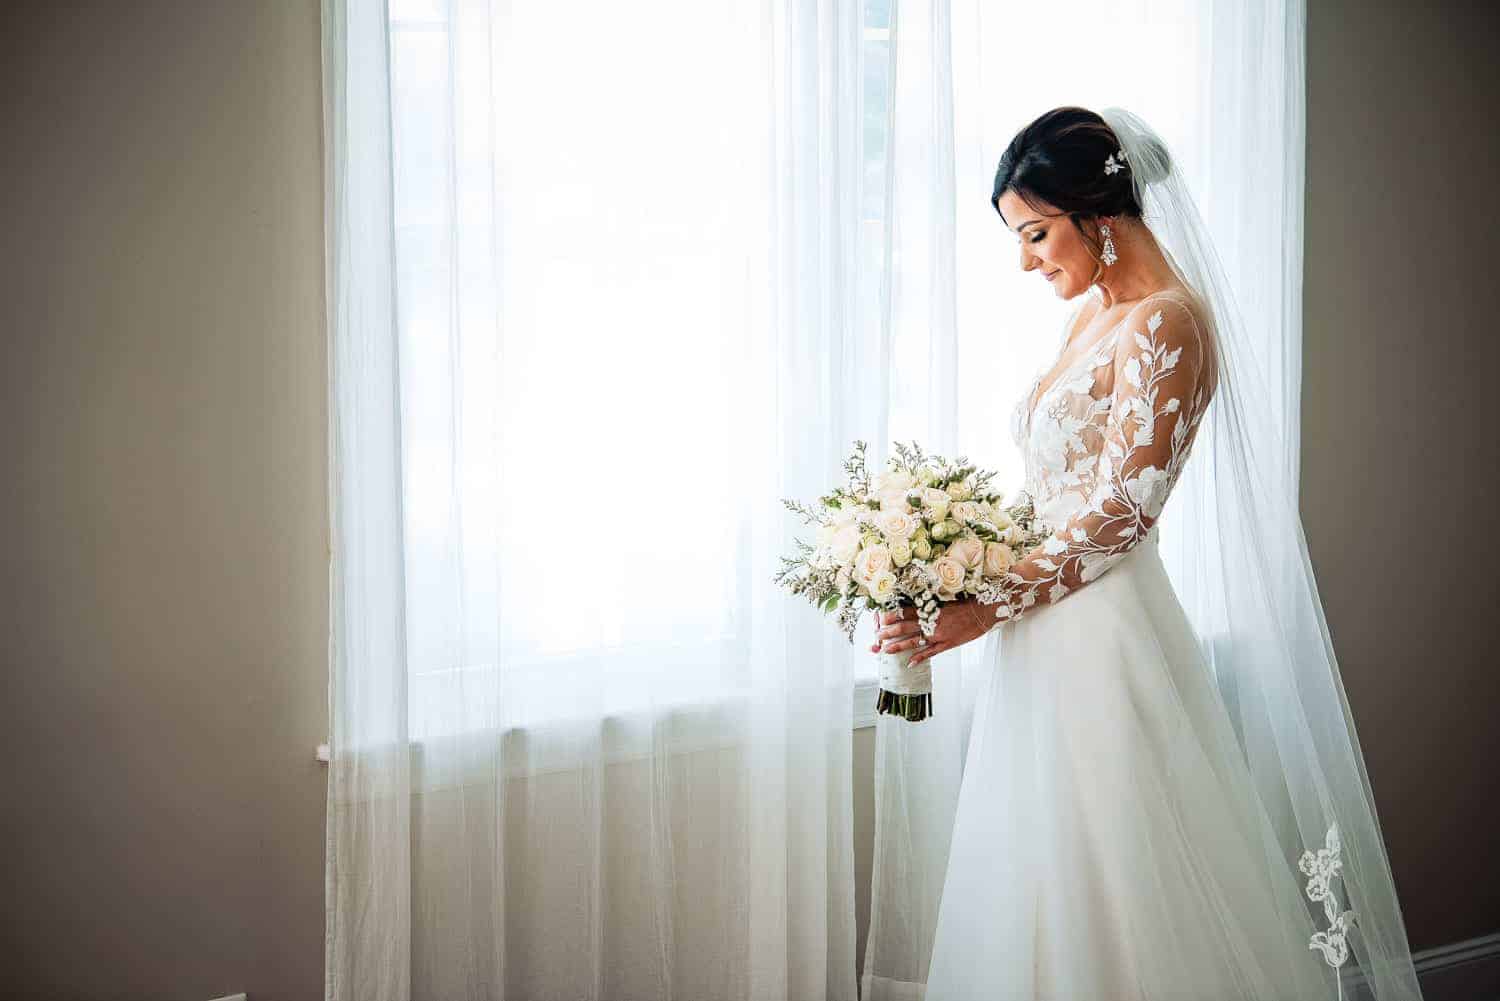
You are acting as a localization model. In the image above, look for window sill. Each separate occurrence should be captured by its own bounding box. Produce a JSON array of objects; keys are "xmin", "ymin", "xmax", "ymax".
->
[{"xmin": 316, "ymin": 676, "xmax": 883, "ymax": 763}]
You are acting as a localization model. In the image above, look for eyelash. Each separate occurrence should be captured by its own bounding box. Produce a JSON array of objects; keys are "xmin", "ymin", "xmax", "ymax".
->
[{"xmin": 1028, "ymin": 231, "xmax": 1045, "ymax": 243}]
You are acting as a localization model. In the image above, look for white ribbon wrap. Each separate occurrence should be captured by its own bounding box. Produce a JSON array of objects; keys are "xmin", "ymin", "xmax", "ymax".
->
[{"xmin": 876, "ymin": 648, "xmax": 932, "ymax": 696}]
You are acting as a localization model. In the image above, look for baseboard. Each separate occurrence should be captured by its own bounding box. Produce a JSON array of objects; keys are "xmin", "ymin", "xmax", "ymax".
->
[{"xmin": 1341, "ymin": 931, "xmax": 1500, "ymax": 1001}]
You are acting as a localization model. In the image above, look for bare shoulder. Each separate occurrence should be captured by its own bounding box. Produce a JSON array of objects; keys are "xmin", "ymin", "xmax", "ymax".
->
[
  {"xmin": 1121, "ymin": 286, "xmax": 1218, "ymax": 396},
  {"xmin": 1134, "ymin": 285, "xmax": 1208, "ymax": 335},
  {"xmin": 1113, "ymin": 287, "xmax": 1212, "ymax": 359}
]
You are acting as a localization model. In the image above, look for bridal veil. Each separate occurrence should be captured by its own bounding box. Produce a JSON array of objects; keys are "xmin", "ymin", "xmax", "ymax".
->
[{"xmin": 1100, "ymin": 106, "xmax": 1423, "ymax": 999}]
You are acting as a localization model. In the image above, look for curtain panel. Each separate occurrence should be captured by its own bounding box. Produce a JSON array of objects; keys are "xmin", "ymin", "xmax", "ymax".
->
[{"xmin": 323, "ymin": 0, "xmax": 878, "ymax": 998}]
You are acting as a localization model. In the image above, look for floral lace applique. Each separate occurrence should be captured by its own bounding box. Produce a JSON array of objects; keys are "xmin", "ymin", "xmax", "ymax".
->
[
  {"xmin": 979, "ymin": 296, "xmax": 1214, "ymax": 623},
  {"xmin": 1300, "ymin": 822, "xmax": 1359, "ymax": 996},
  {"xmin": 1019, "ymin": 334, "xmax": 1118, "ymax": 523}
]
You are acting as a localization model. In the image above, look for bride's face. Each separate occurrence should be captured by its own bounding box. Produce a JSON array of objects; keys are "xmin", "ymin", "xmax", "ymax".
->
[{"xmin": 995, "ymin": 189, "xmax": 1097, "ymax": 300}]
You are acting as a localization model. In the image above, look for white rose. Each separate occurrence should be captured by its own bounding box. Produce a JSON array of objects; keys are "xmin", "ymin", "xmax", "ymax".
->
[
  {"xmin": 947, "ymin": 536, "xmax": 985, "ymax": 572},
  {"xmin": 933, "ymin": 556, "xmax": 966, "ymax": 598},
  {"xmin": 868, "ymin": 570, "xmax": 898, "ymax": 603},
  {"xmin": 951, "ymin": 500, "xmax": 981, "ymax": 524},
  {"xmin": 921, "ymin": 488, "xmax": 950, "ymax": 520},
  {"xmin": 984, "ymin": 541, "xmax": 1016, "ymax": 577},
  {"xmin": 874, "ymin": 469, "xmax": 916, "ymax": 493},
  {"xmin": 890, "ymin": 537, "xmax": 912, "ymax": 567},
  {"xmin": 877, "ymin": 509, "xmax": 918, "ymax": 540},
  {"xmin": 830, "ymin": 525, "xmax": 861, "ymax": 565},
  {"xmin": 945, "ymin": 480, "xmax": 972, "ymax": 502},
  {"xmin": 855, "ymin": 544, "xmax": 893, "ymax": 582}
]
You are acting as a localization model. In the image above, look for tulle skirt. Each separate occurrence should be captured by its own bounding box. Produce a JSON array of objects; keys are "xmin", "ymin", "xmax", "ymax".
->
[{"xmin": 923, "ymin": 534, "xmax": 1336, "ymax": 1001}]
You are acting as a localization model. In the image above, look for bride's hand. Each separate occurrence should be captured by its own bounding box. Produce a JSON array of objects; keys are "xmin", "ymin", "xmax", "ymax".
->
[{"xmin": 871, "ymin": 598, "xmax": 990, "ymax": 666}]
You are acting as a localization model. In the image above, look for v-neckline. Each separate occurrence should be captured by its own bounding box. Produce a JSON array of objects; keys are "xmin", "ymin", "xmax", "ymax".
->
[
  {"xmin": 1023, "ymin": 288, "xmax": 1194, "ymax": 424},
  {"xmin": 1023, "ymin": 326, "xmax": 1119, "ymax": 423}
]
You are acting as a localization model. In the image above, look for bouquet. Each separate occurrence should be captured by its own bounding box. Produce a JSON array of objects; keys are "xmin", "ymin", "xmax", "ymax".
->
[{"xmin": 775, "ymin": 440, "xmax": 1052, "ymax": 722}]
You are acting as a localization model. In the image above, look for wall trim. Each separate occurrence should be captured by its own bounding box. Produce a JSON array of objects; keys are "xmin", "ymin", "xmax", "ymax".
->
[{"xmin": 1342, "ymin": 930, "xmax": 1500, "ymax": 1000}]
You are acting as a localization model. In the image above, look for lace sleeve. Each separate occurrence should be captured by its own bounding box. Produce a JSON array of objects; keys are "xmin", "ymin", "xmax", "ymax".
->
[{"xmin": 978, "ymin": 297, "xmax": 1216, "ymax": 625}]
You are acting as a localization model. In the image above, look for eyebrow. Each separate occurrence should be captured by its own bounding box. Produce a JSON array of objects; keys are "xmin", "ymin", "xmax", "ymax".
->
[{"xmin": 1014, "ymin": 219, "xmax": 1042, "ymax": 233}]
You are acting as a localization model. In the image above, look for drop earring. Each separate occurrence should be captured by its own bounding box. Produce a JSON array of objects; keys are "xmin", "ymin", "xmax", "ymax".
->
[{"xmin": 1099, "ymin": 220, "xmax": 1118, "ymax": 267}]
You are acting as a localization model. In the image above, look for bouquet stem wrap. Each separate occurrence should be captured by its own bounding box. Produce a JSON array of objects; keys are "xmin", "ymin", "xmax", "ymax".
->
[{"xmin": 874, "ymin": 646, "xmax": 933, "ymax": 721}]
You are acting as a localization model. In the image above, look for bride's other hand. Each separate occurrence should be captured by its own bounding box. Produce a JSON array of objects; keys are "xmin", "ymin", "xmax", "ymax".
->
[
  {"xmin": 872, "ymin": 599, "xmax": 989, "ymax": 665},
  {"xmin": 870, "ymin": 607, "xmax": 919, "ymax": 654}
]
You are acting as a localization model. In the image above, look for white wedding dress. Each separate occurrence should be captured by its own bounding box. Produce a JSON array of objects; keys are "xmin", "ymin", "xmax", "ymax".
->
[{"xmin": 921, "ymin": 288, "xmax": 1338, "ymax": 1000}]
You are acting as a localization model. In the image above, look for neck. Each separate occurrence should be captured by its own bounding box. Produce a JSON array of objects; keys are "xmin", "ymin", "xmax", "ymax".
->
[{"xmin": 1091, "ymin": 217, "xmax": 1179, "ymax": 307}]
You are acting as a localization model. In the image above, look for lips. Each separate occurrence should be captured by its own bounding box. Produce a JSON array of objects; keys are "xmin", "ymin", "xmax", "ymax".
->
[{"xmin": 1045, "ymin": 270, "xmax": 1060, "ymax": 282}]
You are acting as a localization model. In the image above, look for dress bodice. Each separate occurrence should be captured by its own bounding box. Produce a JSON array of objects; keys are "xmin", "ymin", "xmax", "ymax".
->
[
  {"xmin": 1009, "ymin": 288, "xmax": 1208, "ymax": 539},
  {"xmin": 984, "ymin": 287, "xmax": 1215, "ymax": 626},
  {"xmin": 1009, "ymin": 318, "xmax": 1126, "ymax": 532}
]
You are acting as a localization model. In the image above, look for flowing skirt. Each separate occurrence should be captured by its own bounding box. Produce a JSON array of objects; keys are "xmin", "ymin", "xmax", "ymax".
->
[{"xmin": 923, "ymin": 534, "xmax": 1336, "ymax": 1000}]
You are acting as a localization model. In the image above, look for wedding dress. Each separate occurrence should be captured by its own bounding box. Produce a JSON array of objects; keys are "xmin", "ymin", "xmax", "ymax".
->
[
  {"xmin": 911, "ymin": 106, "xmax": 1421, "ymax": 1001},
  {"xmin": 921, "ymin": 288, "xmax": 1338, "ymax": 1000}
]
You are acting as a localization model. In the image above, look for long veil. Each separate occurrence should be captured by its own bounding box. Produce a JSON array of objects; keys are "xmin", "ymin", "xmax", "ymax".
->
[{"xmin": 1099, "ymin": 106, "xmax": 1423, "ymax": 1000}]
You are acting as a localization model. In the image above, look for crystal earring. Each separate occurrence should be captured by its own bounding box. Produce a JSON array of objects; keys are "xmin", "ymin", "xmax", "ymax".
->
[{"xmin": 1100, "ymin": 221, "xmax": 1118, "ymax": 267}]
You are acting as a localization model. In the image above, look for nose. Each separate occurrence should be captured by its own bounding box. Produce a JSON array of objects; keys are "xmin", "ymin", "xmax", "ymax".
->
[{"xmin": 1019, "ymin": 243, "xmax": 1038, "ymax": 272}]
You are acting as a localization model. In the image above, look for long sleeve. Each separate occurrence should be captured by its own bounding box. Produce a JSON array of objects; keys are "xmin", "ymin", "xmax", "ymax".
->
[{"xmin": 978, "ymin": 297, "xmax": 1216, "ymax": 626}]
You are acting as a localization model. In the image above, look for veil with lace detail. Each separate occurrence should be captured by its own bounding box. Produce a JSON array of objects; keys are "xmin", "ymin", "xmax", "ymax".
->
[{"xmin": 1090, "ymin": 106, "xmax": 1423, "ymax": 999}]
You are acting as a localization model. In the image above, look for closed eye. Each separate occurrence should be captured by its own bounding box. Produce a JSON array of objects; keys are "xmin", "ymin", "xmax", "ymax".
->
[{"xmin": 1028, "ymin": 232, "xmax": 1045, "ymax": 243}]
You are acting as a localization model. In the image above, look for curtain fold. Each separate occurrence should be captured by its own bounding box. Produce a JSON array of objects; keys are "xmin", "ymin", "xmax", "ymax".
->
[
  {"xmin": 323, "ymin": 0, "xmax": 869, "ymax": 997},
  {"xmin": 322, "ymin": 0, "xmax": 411, "ymax": 996},
  {"xmin": 856, "ymin": 1, "xmax": 991, "ymax": 998}
]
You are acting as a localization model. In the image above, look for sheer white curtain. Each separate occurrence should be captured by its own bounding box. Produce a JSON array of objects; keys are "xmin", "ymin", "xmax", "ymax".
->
[
  {"xmin": 859, "ymin": 0, "xmax": 1308, "ymax": 996},
  {"xmin": 322, "ymin": 0, "xmax": 874, "ymax": 997}
]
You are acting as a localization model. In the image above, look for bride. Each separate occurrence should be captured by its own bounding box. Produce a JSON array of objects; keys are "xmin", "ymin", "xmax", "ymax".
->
[{"xmin": 871, "ymin": 107, "xmax": 1424, "ymax": 999}]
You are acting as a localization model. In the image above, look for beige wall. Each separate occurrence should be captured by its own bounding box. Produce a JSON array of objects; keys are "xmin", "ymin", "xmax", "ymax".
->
[
  {"xmin": 1301, "ymin": 0, "xmax": 1498, "ymax": 959},
  {"xmin": 0, "ymin": 3, "xmax": 328, "ymax": 999},
  {"xmin": 1, "ymin": 2, "xmax": 1493, "ymax": 999}
]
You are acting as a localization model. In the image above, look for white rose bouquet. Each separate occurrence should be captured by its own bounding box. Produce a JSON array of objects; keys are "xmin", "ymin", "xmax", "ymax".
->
[{"xmin": 775, "ymin": 440, "xmax": 1052, "ymax": 722}]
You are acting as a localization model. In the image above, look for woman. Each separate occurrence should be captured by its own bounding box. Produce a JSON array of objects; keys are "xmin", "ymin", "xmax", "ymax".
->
[{"xmin": 872, "ymin": 108, "xmax": 1423, "ymax": 999}]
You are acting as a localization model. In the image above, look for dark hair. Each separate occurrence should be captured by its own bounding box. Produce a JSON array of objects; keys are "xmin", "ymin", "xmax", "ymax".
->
[{"xmin": 990, "ymin": 106, "xmax": 1169, "ymax": 259}]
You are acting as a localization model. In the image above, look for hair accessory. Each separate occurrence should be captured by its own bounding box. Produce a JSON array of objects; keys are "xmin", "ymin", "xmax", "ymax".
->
[{"xmin": 1103, "ymin": 148, "xmax": 1129, "ymax": 175}]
